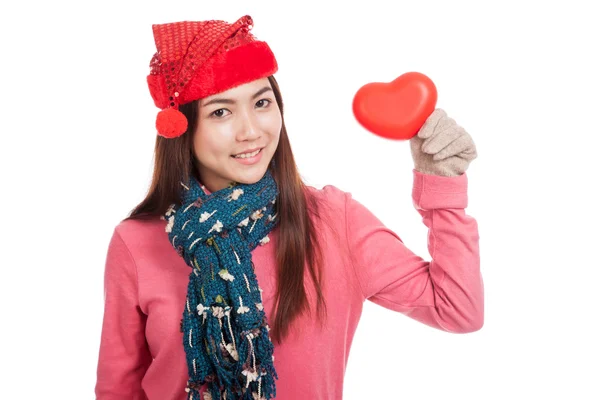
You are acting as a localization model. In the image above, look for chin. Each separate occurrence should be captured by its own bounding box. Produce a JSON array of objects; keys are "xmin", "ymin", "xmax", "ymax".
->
[
  {"xmin": 227, "ymin": 147, "xmax": 275, "ymax": 184},
  {"xmin": 231, "ymin": 164, "xmax": 270, "ymax": 185}
]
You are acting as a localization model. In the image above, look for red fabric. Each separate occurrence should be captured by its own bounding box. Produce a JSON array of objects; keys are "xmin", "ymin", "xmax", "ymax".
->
[
  {"xmin": 155, "ymin": 108, "xmax": 188, "ymax": 139},
  {"xmin": 146, "ymin": 15, "xmax": 278, "ymax": 118},
  {"xmin": 182, "ymin": 40, "xmax": 277, "ymax": 104}
]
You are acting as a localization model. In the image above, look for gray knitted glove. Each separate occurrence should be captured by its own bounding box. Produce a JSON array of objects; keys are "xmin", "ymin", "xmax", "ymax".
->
[{"xmin": 410, "ymin": 108, "xmax": 478, "ymax": 177}]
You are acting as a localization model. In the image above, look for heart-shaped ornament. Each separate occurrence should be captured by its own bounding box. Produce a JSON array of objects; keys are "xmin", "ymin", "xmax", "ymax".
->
[{"xmin": 352, "ymin": 71, "xmax": 437, "ymax": 140}]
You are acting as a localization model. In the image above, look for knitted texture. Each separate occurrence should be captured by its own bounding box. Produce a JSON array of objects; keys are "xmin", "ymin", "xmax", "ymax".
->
[
  {"xmin": 163, "ymin": 170, "xmax": 279, "ymax": 400},
  {"xmin": 410, "ymin": 108, "xmax": 478, "ymax": 176}
]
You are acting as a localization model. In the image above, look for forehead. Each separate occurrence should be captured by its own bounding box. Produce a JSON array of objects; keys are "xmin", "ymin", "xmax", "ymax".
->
[{"xmin": 201, "ymin": 77, "xmax": 271, "ymax": 104}]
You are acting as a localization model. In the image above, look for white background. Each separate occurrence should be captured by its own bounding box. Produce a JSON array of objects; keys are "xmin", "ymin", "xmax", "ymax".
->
[{"xmin": 1, "ymin": 0, "xmax": 599, "ymax": 398}]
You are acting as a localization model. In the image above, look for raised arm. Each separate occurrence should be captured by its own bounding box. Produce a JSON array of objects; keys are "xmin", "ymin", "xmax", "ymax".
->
[{"xmin": 345, "ymin": 169, "xmax": 484, "ymax": 333}]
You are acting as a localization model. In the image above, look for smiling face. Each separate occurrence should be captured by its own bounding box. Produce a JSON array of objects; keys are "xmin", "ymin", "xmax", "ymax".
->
[{"xmin": 192, "ymin": 77, "xmax": 282, "ymax": 192}]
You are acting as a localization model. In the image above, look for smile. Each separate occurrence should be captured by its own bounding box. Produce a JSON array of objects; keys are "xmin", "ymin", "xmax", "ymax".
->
[
  {"xmin": 231, "ymin": 148, "xmax": 263, "ymax": 165},
  {"xmin": 233, "ymin": 148, "xmax": 261, "ymax": 159}
]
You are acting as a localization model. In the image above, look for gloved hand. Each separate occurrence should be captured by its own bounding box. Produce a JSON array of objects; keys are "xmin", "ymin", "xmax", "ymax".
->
[{"xmin": 410, "ymin": 108, "xmax": 478, "ymax": 177}]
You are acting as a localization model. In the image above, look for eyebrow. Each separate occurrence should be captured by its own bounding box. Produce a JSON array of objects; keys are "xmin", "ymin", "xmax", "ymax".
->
[{"xmin": 201, "ymin": 86, "xmax": 273, "ymax": 107}]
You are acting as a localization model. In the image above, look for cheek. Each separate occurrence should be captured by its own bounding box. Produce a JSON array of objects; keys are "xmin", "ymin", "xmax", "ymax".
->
[
  {"xmin": 192, "ymin": 133, "xmax": 210, "ymax": 162},
  {"xmin": 193, "ymin": 124, "xmax": 232, "ymax": 160},
  {"xmin": 265, "ymin": 113, "xmax": 282, "ymax": 138}
]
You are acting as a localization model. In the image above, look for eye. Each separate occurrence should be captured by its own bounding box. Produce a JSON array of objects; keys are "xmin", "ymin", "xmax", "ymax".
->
[
  {"xmin": 210, "ymin": 108, "xmax": 231, "ymax": 118},
  {"xmin": 256, "ymin": 98, "xmax": 272, "ymax": 108}
]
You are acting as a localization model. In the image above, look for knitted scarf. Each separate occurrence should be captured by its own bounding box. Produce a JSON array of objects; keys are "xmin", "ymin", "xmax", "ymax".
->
[{"xmin": 163, "ymin": 170, "xmax": 279, "ymax": 400}]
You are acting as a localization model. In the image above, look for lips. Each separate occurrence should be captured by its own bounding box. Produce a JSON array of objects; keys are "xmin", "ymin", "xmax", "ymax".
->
[
  {"xmin": 232, "ymin": 147, "xmax": 263, "ymax": 165},
  {"xmin": 232, "ymin": 147, "xmax": 263, "ymax": 157}
]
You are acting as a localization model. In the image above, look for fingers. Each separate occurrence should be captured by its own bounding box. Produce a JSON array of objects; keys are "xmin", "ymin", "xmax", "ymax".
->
[
  {"xmin": 416, "ymin": 108, "xmax": 447, "ymax": 139},
  {"xmin": 459, "ymin": 145, "xmax": 478, "ymax": 161},
  {"xmin": 433, "ymin": 133, "xmax": 478, "ymax": 161},
  {"xmin": 436, "ymin": 155, "xmax": 471, "ymax": 176},
  {"xmin": 411, "ymin": 109, "xmax": 477, "ymax": 176},
  {"xmin": 422, "ymin": 124, "xmax": 465, "ymax": 154}
]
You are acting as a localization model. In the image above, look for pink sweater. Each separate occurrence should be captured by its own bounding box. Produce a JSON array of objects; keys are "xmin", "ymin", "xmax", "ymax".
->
[{"xmin": 95, "ymin": 169, "xmax": 484, "ymax": 399}]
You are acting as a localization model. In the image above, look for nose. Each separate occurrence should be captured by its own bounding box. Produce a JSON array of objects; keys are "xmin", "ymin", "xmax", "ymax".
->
[{"xmin": 235, "ymin": 108, "xmax": 262, "ymax": 142}]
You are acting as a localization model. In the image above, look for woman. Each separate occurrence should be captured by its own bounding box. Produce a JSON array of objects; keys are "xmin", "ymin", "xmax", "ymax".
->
[{"xmin": 95, "ymin": 15, "xmax": 483, "ymax": 400}]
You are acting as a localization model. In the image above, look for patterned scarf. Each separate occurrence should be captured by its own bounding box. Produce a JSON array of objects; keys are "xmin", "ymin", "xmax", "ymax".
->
[{"xmin": 163, "ymin": 170, "xmax": 279, "ymax": 400}]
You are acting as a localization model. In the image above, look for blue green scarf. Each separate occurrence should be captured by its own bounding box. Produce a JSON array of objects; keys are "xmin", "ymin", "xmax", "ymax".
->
[{"xmin": 164, "ymin": 170, "xmax": 279, "ymax": 400}]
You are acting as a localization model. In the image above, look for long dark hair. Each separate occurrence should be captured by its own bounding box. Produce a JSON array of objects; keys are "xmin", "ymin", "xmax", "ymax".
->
[{"xmin": 125, "ymin": 75, "xmax": 327, "ymax": 343}]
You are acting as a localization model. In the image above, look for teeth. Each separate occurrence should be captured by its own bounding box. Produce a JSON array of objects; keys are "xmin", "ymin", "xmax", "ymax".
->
[{"xmin": 234, "ymin": 149, "xmax": 261, "ymax": 158}]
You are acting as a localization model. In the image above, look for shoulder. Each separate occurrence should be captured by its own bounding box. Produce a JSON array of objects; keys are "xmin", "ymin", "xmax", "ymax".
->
[
  {"xmin": 108, "ymin": 215, "xmax": 180, "ymax": 268},
  {"xmin": 303, "ymin": 184, "xmax": 351, "ymax": 224},
  {"xmin": 305, "ymin": 184, "xmax": 384, "ymax": 229},
  {"xmin": 305, "ymin": 183, "xmax": 348, "ymax": 204},
  {"xmin": 112, "ymin": 215, "xmax": 168, "ymax": 250},
  {"xmin": 306, "ymin": 183, "xmax": 347, "ymax": 201}
]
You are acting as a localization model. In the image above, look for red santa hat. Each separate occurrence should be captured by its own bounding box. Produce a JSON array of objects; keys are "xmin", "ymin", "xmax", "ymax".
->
[{"xmin": 146, "ymin": 15, "xmax": 278, "ymax": 138}]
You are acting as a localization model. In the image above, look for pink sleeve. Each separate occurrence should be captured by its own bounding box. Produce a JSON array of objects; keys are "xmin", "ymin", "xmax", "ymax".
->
[
  {"xmin": 95, "ymin": 228, "xmax": 151, "ymax": 399},
  {"xmin": 345, "ymin": 169, "xmax": 484, "ymax": 333}
]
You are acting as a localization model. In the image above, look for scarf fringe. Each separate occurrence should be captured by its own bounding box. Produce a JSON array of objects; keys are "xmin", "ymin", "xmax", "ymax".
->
[
  {"xmin": 182, "ymin": 289, "xmax": 277, "ymax": 398},
  {"xmin": 184, "ymin": 253, "xmax": 279, "ymax": 398},
  {"xmin": 188, "ymin": 311, "xmax": 278, "ymax": 399}
]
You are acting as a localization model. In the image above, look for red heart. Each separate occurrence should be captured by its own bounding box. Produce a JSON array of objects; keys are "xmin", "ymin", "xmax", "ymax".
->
[{"xmin": 352, "ymin": 72, "xmax": 437, "ymax": 140}]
